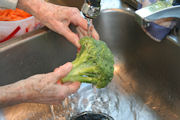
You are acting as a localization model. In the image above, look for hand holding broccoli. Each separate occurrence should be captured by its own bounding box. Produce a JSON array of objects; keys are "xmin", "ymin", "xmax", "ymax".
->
[{"xmin": 62, "ymin": 37, "xmax": 114, "ymax": 88}]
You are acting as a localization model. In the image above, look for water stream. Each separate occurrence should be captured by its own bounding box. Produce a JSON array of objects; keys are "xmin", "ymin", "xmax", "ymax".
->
[
  {"xmin": 50, "ymin": 105, "xmax": 56, "ymax": 120},
  {"xmin": 86, "ymin": 18, "xmax": 92, "ymax": 37},
  {"xmin": 2, "ymin": 74, "xmax": 161, "ymax": 120}
]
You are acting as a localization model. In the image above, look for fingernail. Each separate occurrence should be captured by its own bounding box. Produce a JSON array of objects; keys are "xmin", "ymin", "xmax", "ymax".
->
[
  {"xmin": 66, "ymin": 62, "xmax": 72, "ymax": 69},
  {"xmin": 93, "ymin": 31, "xmax": 100, "ymax": 40},
  {"xmin": 75, "ymin": 38, "xmax": 80, "ymax": 48},
  {"xmin": 56, "ymin": 80, "xmax": 62, "ymax": 84},
  {"xmin": 55, "ymin": 62, "xmax": 72, "ymax": 73},
  {"xmin": 61, "ymin": 62, "xmax": 72, "ymax": 72},
  {"xmin": 54, "ymin": 68, "xmax": 59, "ymax": 73},
  {"xmin": 77, "ymin": 47, "xmax": 81, "ymax": 53},
  {"xmin": 74, "ymin": 82, "xmax": 81, "ymax": 86},
  {"xmin": 77, "ymin": 43, "xmax": 81, "ymax": 48}
]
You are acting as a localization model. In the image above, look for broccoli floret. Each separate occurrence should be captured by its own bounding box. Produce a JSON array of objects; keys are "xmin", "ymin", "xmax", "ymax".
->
[{"xmin": 62, "ymin": 37, "xmax": 114, "ymax": 88}]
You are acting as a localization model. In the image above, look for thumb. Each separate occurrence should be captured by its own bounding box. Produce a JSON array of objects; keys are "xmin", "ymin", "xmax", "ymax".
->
[{"xmin": 52, "ymin": 62, "xmax": 73, "ymax": 82}]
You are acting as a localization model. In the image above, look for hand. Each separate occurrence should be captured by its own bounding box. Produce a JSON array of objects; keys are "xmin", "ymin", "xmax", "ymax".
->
[
  {"xmin": 23, "ymin": 62, "xmax": 80, "ymax": 104},
  {"xmin": 18, "ymin": 0, "xmax": 99, "ymax": 48},
  {"xmin": 0, "ymin": 62, "xmax": 80, "ymax": 107},
  {"xmin": 36, "ymin": 3, "xmax": 87, "ymax": 48},
  {"xmin": 76, "ymin": 26, "xmax": 99, "ymax": 40}
]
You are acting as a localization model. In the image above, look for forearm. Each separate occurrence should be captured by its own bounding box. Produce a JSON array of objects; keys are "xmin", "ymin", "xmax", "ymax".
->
[
  {"xmin": 17, "ymin": 0, "xmax": 55, "ymax": 25},
  {"xmin": 0, "ymin": 80, "xmax": 28, "ymax": 108},
  {"xmin": 17, "ymin": 0, "xmax": 46, "ymax": 15}
]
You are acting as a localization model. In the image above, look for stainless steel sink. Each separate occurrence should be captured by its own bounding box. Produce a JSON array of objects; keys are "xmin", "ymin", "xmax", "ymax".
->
[
  {"xmin": 0, "ymin": 9, "xmax": 180, "ymax": 120},
  {"xmin": 46, "ymin": 0, "xmax": 84, "ymax": 9}
]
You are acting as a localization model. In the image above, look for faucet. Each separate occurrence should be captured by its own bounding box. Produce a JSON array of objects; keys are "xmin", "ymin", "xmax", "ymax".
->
[
  {"xmin": 81, "ymin": 0, "xmax": 101, "ymax": 36},
  {"xmin": 81, "ymin": 0, "xmax": 101, "ymax": 19},
  {"xmin": 135, "ymin": 0, "xmax": 180, "ymax": 28},
  {"xmin": 123, "ymin": 0, "xmax": 180, "ymax": 42}
]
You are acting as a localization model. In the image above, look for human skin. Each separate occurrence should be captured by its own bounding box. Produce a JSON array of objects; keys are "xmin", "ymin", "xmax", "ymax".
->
[
  {"xmin": 17, "ymin": 0, "xmax": 99, "ymax": 48},
  {"xmin": 0, "ymin": 0, "xmax": 99, "ymax": 108},
  {"xmin": 0, "ymin": 62, "xmax": 81, "ymax": 108}
]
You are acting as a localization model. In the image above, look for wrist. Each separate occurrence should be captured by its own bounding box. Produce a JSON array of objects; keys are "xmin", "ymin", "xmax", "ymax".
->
[
  {"xmin": 17, "ymin": 0, "xmax": 46, "ymax": 15},
  {"xmin": 0, "ymin": 80, "xmax": 28, "ymax": 108}
]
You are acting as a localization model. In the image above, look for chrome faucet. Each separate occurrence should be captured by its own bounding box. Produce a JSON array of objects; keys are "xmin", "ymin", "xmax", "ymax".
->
[
  {"xmin": 81, "ymin": 0, "xmax": 101, "ymax": 19},
  {"xmin": 123, "ymin": 0, "xmax": 180, "ymax": 42},
  {"xmin": 135, "ymin": 0, "xmax": 180, "ymax": 28}
]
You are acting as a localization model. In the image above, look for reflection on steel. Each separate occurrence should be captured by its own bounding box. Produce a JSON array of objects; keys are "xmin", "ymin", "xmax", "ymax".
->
[
  {"xmin": 101, "ymin": 0, "xmax": 122, "ymax": 10},
  {"xmin": 2, "ymin": 76, "xmax": 160, "ymax": 120},
  {"xmin": 0, "ymin": 1, "xmax": 180, "ymax": 120},
  {"xmin": 0, "ymin": 109, "xmax": 5, "ymax": 120}
]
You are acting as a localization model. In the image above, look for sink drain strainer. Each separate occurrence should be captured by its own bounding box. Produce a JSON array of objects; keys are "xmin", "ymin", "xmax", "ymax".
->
[{"xmin": 70, "ymin": 111, "xmax": 114, "ymax": 120}]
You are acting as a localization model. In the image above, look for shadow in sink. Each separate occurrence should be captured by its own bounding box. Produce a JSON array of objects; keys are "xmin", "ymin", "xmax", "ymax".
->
[
  {"xmin": 0, "ymin": 28, "xmax": 77, "ymax": 86},
  {"xmin": 0, "ymin": 9, "xmax": 180, "ymax": 120},
  {"xmin": 95, "ymin": 9, "xmax": 180, "ymax": 120},
  {"xmin": 3, "ymin": 80, "xmax": 160, "ymax": 120}
]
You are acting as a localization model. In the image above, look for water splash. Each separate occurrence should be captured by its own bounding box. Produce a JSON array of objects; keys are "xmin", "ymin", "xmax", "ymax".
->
[
  {"xmin": 86, "ymin": 18, "xmax": 92, "ymax": 37},
  {"xmin": 50, "ymin": 105, "xmax": 56, "ymax": 120},
  {"xmin": 60, "ymin": 76, "xmax": 159, "ymax": 120},
  {"xmin": 2, "ymin": 75, "xmax": 160, "ymax": 120}
]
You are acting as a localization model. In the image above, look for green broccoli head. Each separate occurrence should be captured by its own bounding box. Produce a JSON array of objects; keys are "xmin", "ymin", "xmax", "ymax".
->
[{"xmin": 62, "ymin": 37, "xmax": 114, "ymax": 88}]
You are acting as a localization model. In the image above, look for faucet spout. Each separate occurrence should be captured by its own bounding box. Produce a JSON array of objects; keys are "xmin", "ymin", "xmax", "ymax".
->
[{"xmin": 81, "ymin": 0, "xmax": 101, "ymax": 19}]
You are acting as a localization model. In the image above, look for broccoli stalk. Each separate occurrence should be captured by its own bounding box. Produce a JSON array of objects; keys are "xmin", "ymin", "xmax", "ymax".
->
[{"xmin": 62, "ymin": 37, "xmax": 114, "ymax": 88}]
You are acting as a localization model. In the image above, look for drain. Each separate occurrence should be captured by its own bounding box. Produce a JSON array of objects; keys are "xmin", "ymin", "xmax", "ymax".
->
[{"xmin": 70, "ymin": 111, "xmax": 114, "ymax": 120}]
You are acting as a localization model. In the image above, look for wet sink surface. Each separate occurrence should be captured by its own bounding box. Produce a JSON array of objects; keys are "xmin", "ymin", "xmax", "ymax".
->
[
  {"xmin": 0, "ymin": 7, "xmax": 180, "ymax": 120},
  {"xmin": 1, "ymin": 81, "xmax": 160, "ymax": 120}
]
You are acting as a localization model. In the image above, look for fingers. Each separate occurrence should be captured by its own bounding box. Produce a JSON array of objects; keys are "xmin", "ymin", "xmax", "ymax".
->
[
  {"xmin": 70, "ymin": 8, "xmax": 88, "ymax": 30},
  {"xmin": 60, "ymin": 27, "xmax": 81, "ymax": 48},
  {"xmin": 74, "ymin": 17, "xmax": 88, "ymax": 30},
  {"xmin": 76, "ymin": 27, "xmax": 86, "ymax": 39},
  {"xmin": 66, "ymin": 82, "xmax": 81, "ymax": 94},
  {"xmin": 58, "ymin": 82, "xmax": 81, "ymax": 97},
  {"xmin": 76, "ymin": 26, "xmax": 100, "ymax": 40},
  {"xmin": 91, "ymin": 26, "xmax": 100, "ymax": 40},
  {"xmin": 27, "ymin": 63, "xmax": 80, "ymax": 104},
  {"xmin": 52, "ymin": 62, "xmax": 72, "ymax": 82},
  {"xmin": 70, "ymin": 8, "xmax": 99, "ymax": 40},
  {"xmin": 54, "ymin": 7, "xmax": 99, "ymax": 47},
  {"xmin": 52, "ymin": 82, "xmax": 80, "ymax": 102}
]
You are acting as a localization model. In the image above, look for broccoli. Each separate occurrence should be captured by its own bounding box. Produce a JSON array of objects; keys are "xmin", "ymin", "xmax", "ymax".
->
[{"xmin": 62, "ymin": 37, "xmax": 114, "ymax": 88}]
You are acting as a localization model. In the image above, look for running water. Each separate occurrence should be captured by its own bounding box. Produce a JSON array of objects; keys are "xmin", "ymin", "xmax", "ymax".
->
[
  {"xmin": 3, "ymin": 78, "xmax": 160, "ymax": 120},
  {"xmin": 50, "ymin": 105, "xmax": 56, "ymax": 120},
  {"xmin": 93, "ymin": 85, "xmax": 97, "ymax": 94},
  {"xmin": 86, "ymin": 18, "xmax": 92, "ymax": 37}
]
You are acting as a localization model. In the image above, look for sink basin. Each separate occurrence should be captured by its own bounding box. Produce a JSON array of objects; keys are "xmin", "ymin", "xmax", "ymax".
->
[
  {"xmin": 0, "ymin": 9, "xmax": 180, "ymax": 120},
  {"xmin": 46, "ymin": 0, "xmax": 84, "ymax": 9}
]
